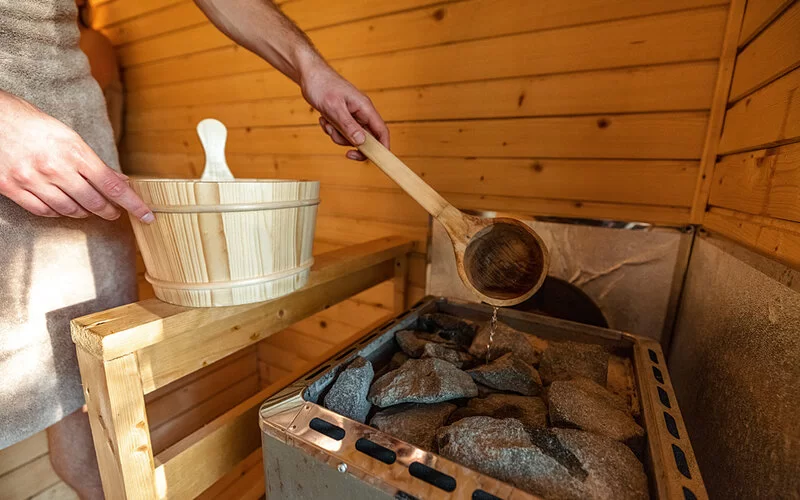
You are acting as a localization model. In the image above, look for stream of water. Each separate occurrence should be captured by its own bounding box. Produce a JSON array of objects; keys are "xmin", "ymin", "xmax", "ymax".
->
[{"xmin": 486, "ymin": 305, "xmax": 499, "ymax": 363}]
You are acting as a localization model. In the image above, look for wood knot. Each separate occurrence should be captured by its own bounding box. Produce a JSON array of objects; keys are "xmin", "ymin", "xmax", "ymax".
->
[
  {"xmin": 531, "ymin": 162, "xmax": 543, "ymax": 172},
  {"xmin": 518, "ymin": 92, "xmax": 526, "ymax": 107},
  {"xmin": 596, "ymin": 118, "xmax": 610, "ymax": 129},
  {"xmin": 432, "ymin": 8, "xmax": 446, "ymax": 21},
  {"xmin": 319, "ymin": 320, "xmax": 328, "ymax": 328}
]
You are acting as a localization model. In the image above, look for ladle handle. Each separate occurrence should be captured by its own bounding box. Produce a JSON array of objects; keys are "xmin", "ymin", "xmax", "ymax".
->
[{"xmin": 357, "ymin": 132, "xmax": 469, "ymax": 237}]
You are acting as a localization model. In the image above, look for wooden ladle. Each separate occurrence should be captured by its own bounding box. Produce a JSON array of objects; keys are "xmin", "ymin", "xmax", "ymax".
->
[{"xmin": 356, "ymin": 133, "xmax": 549, "ymax": 307}]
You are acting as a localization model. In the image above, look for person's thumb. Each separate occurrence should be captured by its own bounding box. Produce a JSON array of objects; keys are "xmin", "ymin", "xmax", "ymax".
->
[{"xmin": 331, "ymin": 106, "xmax": 366, "ymax": 146}]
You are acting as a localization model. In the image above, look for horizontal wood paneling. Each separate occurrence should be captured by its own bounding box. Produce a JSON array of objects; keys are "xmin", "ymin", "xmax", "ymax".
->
[
  {"xmin": 738, "ymin": 0, "xmax": 795, "ymax": 46},
  {"xmin": 0, "ymin": 431, "xmax": 48, "ymax": 476},
  {"xmin": 0, "ymin": 453, "xmax": 61, "ymax": 500},
  {"xmin": 705, "ymin": 207, "xmax": 800, "ymax": 267},
  {"xmin": 127, "ymin": 62, "xmax": 718, "ymax": 131},
  {"xmin": 729, "ymin": 0, "xmax": 800, "ymax": 101},
  {"xmin": 719, "ymin": 66, "xmax": 800, "ymax": 154},
  {"xmin": 125, "ymin": 112, "xmax": 709, "ymax": 159},
  {"xmin": 118, "ymin": 0, "xmax": 726, "ymax": 69},
  {"xmin": 125, "ymin": 6, "xmax": 727, "ymax": 102}
]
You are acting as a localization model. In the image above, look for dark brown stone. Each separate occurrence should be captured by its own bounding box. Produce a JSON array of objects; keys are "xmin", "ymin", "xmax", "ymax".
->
[
  {"xmin": 449, "ymin": 393, "xmax": 547, "ymax": 432},
  {"xmin": 371, "ymin": 402, "xmax": 456, "ymax": 451},
  {"xmin": 467, "ymin": 353, "xmax": 543, "ymax": 396},
  {"xmin": 539, "ymin": 340, "xmax": 609, "ymax": 386}
]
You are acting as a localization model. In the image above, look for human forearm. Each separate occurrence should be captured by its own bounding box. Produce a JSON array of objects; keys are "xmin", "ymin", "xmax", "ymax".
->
[
  {"xmin": 194, "ymin": 0, "xmax": 389, "ymax": 159},
  {"xmin": 192, "ymin": 0, "xmax": 324, "ymax": 84}
]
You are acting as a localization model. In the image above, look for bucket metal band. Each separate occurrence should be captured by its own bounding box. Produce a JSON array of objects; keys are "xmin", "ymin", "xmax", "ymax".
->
[
  {"xmin": 147, "ymin": 198, "xmax": 321, "ymax": 213},
  {"xmin": 145, "ymin": 258, "xmax": 315, "ymax": 290}
]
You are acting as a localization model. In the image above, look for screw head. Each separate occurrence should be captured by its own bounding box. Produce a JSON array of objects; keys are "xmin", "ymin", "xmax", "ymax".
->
[{"xmin": 337, "ymin": 463, "xmax": 347, "ymax": 473}]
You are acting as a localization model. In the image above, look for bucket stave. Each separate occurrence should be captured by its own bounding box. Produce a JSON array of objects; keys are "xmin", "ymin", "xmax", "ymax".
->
[{"xmin": 129, "ymin": 178, "xmax": 320, "ymax": 307}]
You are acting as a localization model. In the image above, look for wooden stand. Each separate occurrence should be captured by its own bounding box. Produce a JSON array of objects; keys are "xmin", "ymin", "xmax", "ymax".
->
[{"xmin": 70, "ymin": 237, "xmax": 412, "ymax": 499}]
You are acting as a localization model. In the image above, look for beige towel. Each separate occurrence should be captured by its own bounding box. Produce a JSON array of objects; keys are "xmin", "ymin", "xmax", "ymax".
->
[{"xmin": 0, "ymin": 0, "xmax": 136, "ymax": 449}]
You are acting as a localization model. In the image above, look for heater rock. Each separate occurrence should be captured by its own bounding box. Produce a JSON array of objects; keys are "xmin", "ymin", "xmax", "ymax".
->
[
  {"xmin": 468, "ymin": 321, "xmax": 542, "ymax": 365},
  {"xmin": 395, "ymin": 330, "xmax": 458, "ymax": 358},
  {"xmin": 323, "ymin": 356, "xmax": 374, "ymax": 423},
  {"xmin": 368, "ymin": 358, "xmax": 478, "ymax": 407},
  {"xmin": 371, "ymin": 402, "xmax": 457, "ymax": 451},
  {"xmin": 548, "ymin": 378, "xmax": 644, "ymax": 447},
  {"xmin": 467, "ymin": 353, "xmax": 543, "ymax": 396},
  {"xmin": 417, "ymin": 313, "xmax": 477, "ymax": 349},
  {"xmin": 389, "ymin": 351, "xmax": 409, "ymax": 370},
  {"xmin": 531, "ymin": 428, "xmax": 649, "ymax": 500},
  {"xmin": 421, "ymin": 342, "xmax": 473, "ymax": 368},
  {"xmin": 539, "ymin": 340, "xmax": 609, "ymax": 386},
  {"xmin": 438, "ymin": 418, "xmax": 647, "ymax": 500},
  {"xmin": 449, "ymin": 393, "xmax": 548, "ymax": 432}
]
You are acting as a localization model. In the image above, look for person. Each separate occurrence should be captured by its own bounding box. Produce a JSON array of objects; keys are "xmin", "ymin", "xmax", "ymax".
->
[{"xmin": 0, "ymin": 0, "xmax": 389, "ymax": 497}]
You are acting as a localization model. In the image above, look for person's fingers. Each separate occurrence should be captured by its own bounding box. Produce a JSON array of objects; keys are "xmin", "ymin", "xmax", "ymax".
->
[
  {"xmin": 53, "ymin": 172, "xmax": 120, "ymax": 220},
  {"xmin": 72, "ymin": 147, "xmax": 154, "ymax": 223},
  {"xmin": 328, "ymin": 103, "xmax": 367, "ymax": 147},
  {"xmin": 346, "ymin": 150, "xmax": 367, "ymax": 161},
  {"xmin": 320, "ymin": 116, "xmax": 351, "ymax": 146},
  {"xmin": 353, "ymin": 101, "xmax": 390, "ymax": 149},
  {"xmin": 3, "ymin": 188, "xmax": 58, "ymax": 217},
  {"xmin": 29, "ymin": 184, "xmax": 90, "ymax": 218}
]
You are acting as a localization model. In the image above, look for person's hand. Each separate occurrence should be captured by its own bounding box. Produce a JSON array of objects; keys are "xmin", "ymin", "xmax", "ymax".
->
[
  {"xmin": 0, "ymin": 91, "xmax": 154, "ymax": 222},
  {"xmin": 300, "ymin": 63, "xmax": 389, "ymax": 161}
]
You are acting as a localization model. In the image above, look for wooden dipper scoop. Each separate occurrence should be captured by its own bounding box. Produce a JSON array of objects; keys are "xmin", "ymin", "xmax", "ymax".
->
[{"xmin": 356, "ymin": 132, "xmax": 549, "ymax": 307}]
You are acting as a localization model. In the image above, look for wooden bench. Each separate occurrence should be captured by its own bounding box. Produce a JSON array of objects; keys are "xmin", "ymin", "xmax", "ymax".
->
[{"xmin": 71, "ymin": 237, "xmax": 413, "ymax": 499}]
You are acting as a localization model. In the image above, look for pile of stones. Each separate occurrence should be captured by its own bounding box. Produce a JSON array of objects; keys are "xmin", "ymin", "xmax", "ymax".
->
[{"xmin": 322, "ymin": 313, "xmax": 648, "ymax": 500}]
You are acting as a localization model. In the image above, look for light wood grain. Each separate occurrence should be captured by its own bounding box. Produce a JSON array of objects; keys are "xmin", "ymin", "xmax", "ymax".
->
[
  {"xmin": 709, "ymin": 142, "xmax": 800, "ymax": 223},
  {"xmin": 72, "ymin": 237, "xmax": 411, "ymax": 358},
  {"xmin": 0, "ymin": 430, "xmax": 48, "ymax": 476},
  {"xmin": 125, "ymin": 152, "xmax": 700, "ymax": 209},
  {"xmin": 738, "ymin": 0, "xmax": 795, "ymax": 46},
  {"xmin": 125, "ymin": 112, "xmax": 710, "ymax": 160},
  {"xmin": 196, "ymin": 449, "xmax": 262, "ymax": 499},
  {"xmin": 0, "ymin": 454, "xmax": 61, "ymax": 500},
  {"xmin": 126, "ymin": 62, "xmax": 718, "ymax": 132},
  {"xmin": 124, "ymin": 7, "xmax": 727, "ymax": 96},
  {"xmin": 729, "ymin": 0, "xmax": 800, "ymax": 101},
  {"xmin": 129, "ymin": 179, "xmax": 319, "ymax": 307},
  {"xmin": 704, "ymin": 207, "xmax": 800, "ymax": 267},
  {"xmin": 116, "ymin": 0, "xmax": 726, "ymax": 69},
  {"xmin": 76, "ymin": 350, "xmax": 157, "ymax": 499},
  {"xmin": 689, "ymin": 0, "xmax": 748, "ymax": 223},
  {"xmin": 719, "ymin": 66, "xmax": 800, "ymax": 154},
  {"xmin": 29, "ymin": 481, "xmax": 80, "ymax": 500}
]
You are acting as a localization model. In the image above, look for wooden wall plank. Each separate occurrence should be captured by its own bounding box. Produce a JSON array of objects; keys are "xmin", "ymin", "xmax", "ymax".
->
[
  {"xmin": 98, "ymin": 2, "xmax": 205, "ymax": 46},
  {"xmin": 729, "ymin": 0, "xmax": 800, "ymax": 101},
  {"xmin": 146, "ymin": 351, "xmax": 257, "ymax": 429},
  {"xmin": 709, "ymin": 149, "xmax": 776, "ymax": 214},
  {"xmin": 719, "ymin": 66, "xmax": 800, "ymax": 154},
  {"xmin": 30, "ymin": 481, "xmax": 80, "ymax": 500},
  {"xmin": 0, "ymin": 431, "xmax": 48, "ymax": 476},
  {"xmin": 117, "ymin": 0, "xmax": 726, "ymax": 68},
  {"xmin": 124, "ymin": 112, "xmax": 709, "ymax": 160},
  {"xmin": 124, "ymin": 152, "xmax": 698, "ymax": 208},
  {"xmin": 709, "ymin": 142, "xmax": 800, "ymax": 223},
  {"xmin": 738, "ymin": 0, "xmax": 795, "ymax": 46},
  {"xmin": 705, "ymin": 207, "xmax": 800, "ymax": 267},
  {"xmin": 767, "ymin": 142, "xmax": 800, "ymax": 222},
  {"xmin": 126, "ymin": 62, "xmax": 718, "ymax": 131},
  {"xmin": 123, "ymin": 7, "xmax": 727, "ymax": 95},
  {"xmin": 150, "ymin": 373, "xmax": 260, "ymax": 455},
  {"xmin": 88, "ymin": 0, "xmax": 184, "ymax": 28},
  {"xmin": 0, "ymin": 454, "xmax": 61, "ymax": 500},
  {"xmin": 196, "ymin": 449, "xmax": 261, "ymax": 499},
  {"xmin": 689, "ymin": 0, "xmax": 747, "ymax": 223}
]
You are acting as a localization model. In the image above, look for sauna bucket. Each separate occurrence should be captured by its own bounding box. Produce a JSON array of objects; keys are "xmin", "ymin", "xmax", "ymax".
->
[{"xmin": 128, "ymin": 178, "xmax": 320, "ymax": 307}]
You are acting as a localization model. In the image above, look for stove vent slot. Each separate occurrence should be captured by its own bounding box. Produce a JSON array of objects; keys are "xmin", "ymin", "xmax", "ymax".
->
[
  {"xmin": 308, "ymin": 417, "xmax": 345, "ymax": 441},
  {"xmin": 472, "ymin": 490, "xmax": 502, "ymax": 500},
  {"xmin": 408, "ymin": 462, "xmax": 456, "ymax": 492},
  {"xmin": 355, "ymin": 438, "xmax": 396, "ymax": 464}
]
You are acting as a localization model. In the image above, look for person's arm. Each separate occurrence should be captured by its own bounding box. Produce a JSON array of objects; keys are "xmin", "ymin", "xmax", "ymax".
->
[
  {"xmin": 0, "ymin": 90, "xmax": 154, "ymax": 221},
  {"xmin": 193, "ymin": 0, "xmax": 389, "ymax": 161}
]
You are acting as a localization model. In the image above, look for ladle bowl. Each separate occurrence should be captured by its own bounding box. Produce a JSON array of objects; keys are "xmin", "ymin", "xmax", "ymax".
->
[{"xmin": 356, "ymin": 133, "xmax": 549, "ymax": 307}]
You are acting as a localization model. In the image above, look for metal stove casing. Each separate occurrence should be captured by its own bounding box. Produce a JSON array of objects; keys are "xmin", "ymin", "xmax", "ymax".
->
[{"xmin": 259, "ymin": 297, "xmax": 707, "ymax": 500}]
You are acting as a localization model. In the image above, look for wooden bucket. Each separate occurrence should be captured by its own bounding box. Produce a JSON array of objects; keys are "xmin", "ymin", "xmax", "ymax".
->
[{"xmin": 128, "ymin": 178, "xmax": 320, "ymax": 307}]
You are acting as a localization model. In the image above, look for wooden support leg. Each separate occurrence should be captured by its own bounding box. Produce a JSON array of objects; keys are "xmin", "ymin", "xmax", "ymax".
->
[
  {"xmin": 76, "ymin": 348, "xmax": 157, "ymax": 500},
  {"xmin": 393, "ymin": 255, "xmax": 409, "ymax": 313}
]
